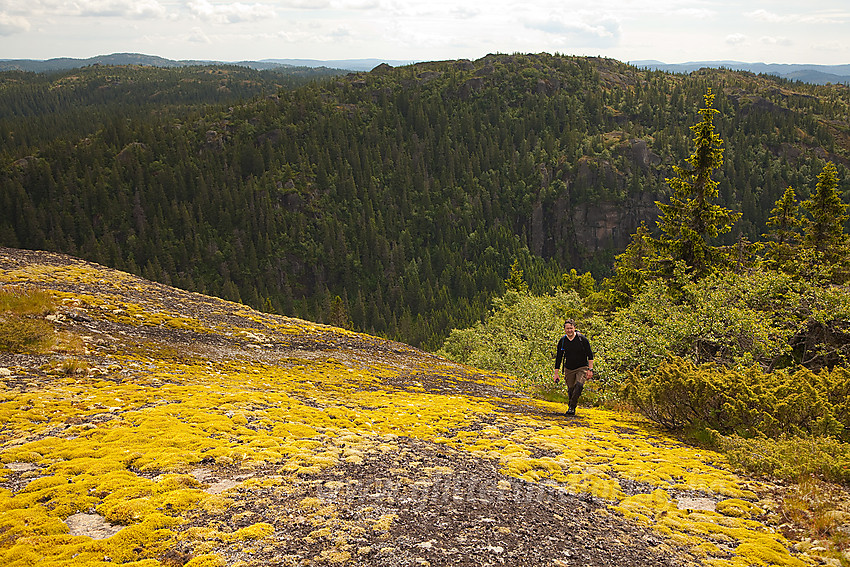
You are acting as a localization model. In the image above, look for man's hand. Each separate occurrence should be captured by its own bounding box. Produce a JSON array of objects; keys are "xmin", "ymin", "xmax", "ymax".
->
[{"xmin": 553, "ymin": 369, "xmax": 560, "ymax": 384}]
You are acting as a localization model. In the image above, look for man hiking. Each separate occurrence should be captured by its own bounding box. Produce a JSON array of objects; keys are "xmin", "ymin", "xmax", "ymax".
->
[{"xmin": 553, "ymin": 319, "xmax": 594, "ymax": 417}]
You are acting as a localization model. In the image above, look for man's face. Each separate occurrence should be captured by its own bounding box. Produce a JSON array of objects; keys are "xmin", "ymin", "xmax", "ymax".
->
[{"xmin": 564, "ymin": 323, "xmax": 576, "ymax": 337}]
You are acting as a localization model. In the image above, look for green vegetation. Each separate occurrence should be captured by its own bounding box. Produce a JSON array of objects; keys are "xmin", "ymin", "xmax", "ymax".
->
[
  {"xmin": 0, "ymin": 286, "xmax": 56, "ymax": 353},
  {"xmin": 0, "ymin": 286, "xmax": 54, "ymax": 315},
  {"xmin": 434, "ymin": 89, "xmax": 850, "ymax": 558},
  {"xmin": 720, "ymin": 435, "xmax": 850, "ymax": 484},
  {"xmin": 438, "ymin": 89, "xmax": 850, "ymax": 494},
  {"xmin": 2, "ymin": 54, "xmax": 848, "ymax": 349},
  {"xmin": 623, "ymin": 359, "xmax": 850, "ymax": 440},
  {"xmin": 0, "ymin": 316, "xmax": 54, "ymax": 354},
  {"xmin": 653, "ymin": 88, "xmax": 741, "ymax": 279},
  {"xmin": 3, "ymin": 57, "xmax": 850, "ymax": 554}
]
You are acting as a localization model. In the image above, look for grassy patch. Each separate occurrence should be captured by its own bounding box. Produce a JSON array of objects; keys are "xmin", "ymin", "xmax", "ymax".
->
[
  {"xmin": 777, "ymin": 476, "xmax": 850, "ymax": 562},
  {"xmin": 0, "ymin": 286, "xmax": 57, "ymax": 354},
  {"xmin": 0, "ymin": 286, "xmax": 55, "ymax": 316},
  {"xmin": 0, "ymin": 315, "xmax": 55, "ymax": 354},
  {"xmin": 719, "ymin": 434, "xmax": 850, "ymax": 485}
]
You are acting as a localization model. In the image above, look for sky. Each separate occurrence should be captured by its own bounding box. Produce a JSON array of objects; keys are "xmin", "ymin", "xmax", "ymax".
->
[{"xmin": 0, "ymin": 0, "xmax": 848, "ymax": 65}]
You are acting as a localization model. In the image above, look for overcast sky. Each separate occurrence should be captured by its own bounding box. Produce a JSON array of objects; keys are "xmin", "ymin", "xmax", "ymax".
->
[{"xmin": 0, "ymin": 0, "xmax": 847, "ymax": 65}]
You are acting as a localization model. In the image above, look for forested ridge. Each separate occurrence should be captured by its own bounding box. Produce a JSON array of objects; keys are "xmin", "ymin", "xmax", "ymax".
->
[{"xmin": 2, "ymin": 53, "xmax": 849, "ymax": 349}]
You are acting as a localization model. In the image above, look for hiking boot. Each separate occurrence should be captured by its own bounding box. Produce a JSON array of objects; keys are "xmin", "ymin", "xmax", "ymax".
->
[{"xmin": 565, "ymin": 409, "xmax": 575, "ymax": 417}]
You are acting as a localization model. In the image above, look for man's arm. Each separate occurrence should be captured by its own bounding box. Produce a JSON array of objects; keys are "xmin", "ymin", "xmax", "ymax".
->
[{"xmin": 553, "ymin": 337, "xmax": 563, "ymax": 383}]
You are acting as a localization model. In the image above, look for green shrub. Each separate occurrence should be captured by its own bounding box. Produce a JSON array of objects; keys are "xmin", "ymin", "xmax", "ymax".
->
[
  {"xmin": 591, "ymin": 271, "xmax": 805, "ymax": 381},
  {"xmin": 719, "ymin": 434, "xmax": 850, "ymax": 484},
  {"xmin": 622, "ymin": 357, "xmax": 850, "ymax": 441},
  {"xmin": 438, "ymin": 288, "xmax": 588, "ymax": 387}
]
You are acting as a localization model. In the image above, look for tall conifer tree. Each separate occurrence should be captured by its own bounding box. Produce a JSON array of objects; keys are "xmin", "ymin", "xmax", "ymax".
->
[
  {"xmin": 654, "ymin": 89, "xmax": 741, "ymax": 278},
  {"xmin": 800, "ymin": 162, "xmax": 848, "ymax": 282},
  {"xmin": 763, "ymin": 185, "xmax": 801, "ymax": 273}
]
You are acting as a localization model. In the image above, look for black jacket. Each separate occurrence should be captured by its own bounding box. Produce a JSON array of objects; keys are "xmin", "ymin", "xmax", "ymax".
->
[{"xmin": 554, "ymin": 333, "xmax": 594, "ymax": 371}]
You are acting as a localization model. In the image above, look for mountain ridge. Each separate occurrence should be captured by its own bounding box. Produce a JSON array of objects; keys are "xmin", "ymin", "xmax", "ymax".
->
[
  {"xmin": 631, "ymin": 59, "xmax": 850, "ymax": 85},
  {"xmin": 2, "ymin": 52, "xmax": 848, "ymax": 349},
  {"xmin": 0, "ymin": 52, "xmax": 417, "ymax": 73},
  {"xmin": 3, "ymin": 52, "xmax": 848, "ymax": 84}
]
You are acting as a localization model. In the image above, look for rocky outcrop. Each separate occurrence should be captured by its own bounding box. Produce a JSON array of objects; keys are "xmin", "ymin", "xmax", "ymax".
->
[{"xmin": 531, "ymin": 194, "xmax": 658, "ymax": 264}]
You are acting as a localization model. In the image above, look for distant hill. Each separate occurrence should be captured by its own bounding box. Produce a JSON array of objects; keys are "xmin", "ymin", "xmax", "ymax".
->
[
  {"xmin": 631, "ymin": 60, "xmax": 850, "ymax": 85},
  {"xmin": 6, "ymin": 53, "xmax": 848, "ymax": 84},
  {"xmin": 259, "ymin": 58, "xmax": 419, "ymax": 71},
  {"xmin": 2, "ymin": 53, "xmax": 849, "ymax": 349},
  {"xmin": 0, "ymin": 53, "xmax": 186, "ymax": 72},
  {"xmin": 0, "ymin": 52, "xmax": 415, "ymax": 73}
]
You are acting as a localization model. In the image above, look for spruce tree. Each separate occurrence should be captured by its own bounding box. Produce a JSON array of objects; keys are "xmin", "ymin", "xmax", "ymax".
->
[
  {"xmin": 654, "ymin": 89, "xmax": 741, "ymax": 279},
  {"xmin": 800, "ymin": 162, "xmax": 848, "ymax": 282},
  {"xmin": 763, "ymin": 185, "xmax": 801, "ymax": 273},
  {"xmin": 504, "ymin": 259, "xmax": 529, "ymax": 294},
  {"xmin": 606, "ymin": 222, "xmax": 655, "ymax": 306}
]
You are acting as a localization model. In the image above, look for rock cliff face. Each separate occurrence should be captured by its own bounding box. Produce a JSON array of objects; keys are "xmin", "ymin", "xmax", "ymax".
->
[
  {"xmin": 531, "ymin": 138, "xmax": 665, "ymax": 267},
  {"xmin": 532, "ymin": 195, "xmax": 658, "ymax": 265}
]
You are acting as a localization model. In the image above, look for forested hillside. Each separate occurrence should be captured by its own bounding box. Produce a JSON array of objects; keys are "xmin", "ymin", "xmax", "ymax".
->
[{"xmin": 2, "ymin": 53, "xmax": 849, "ymax": 348}]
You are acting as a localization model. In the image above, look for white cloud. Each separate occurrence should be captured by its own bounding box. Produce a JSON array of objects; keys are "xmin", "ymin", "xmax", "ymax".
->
[
  {"xmin": 284, "ymin": 0, "xmax": 331, "ymax": 8},
  {"xmin": 328, "ymin": 26, "xmax": 352, "ymax": 38},
  {"xmin": 670, "ymin": 7, "xmax": 714, "ymax": 20},
  {"xmin": 523, "ymin": 13, "xmax": 620, "ymax": 47},
  {"xmin": 812, "ymin": 40, "xmax": 847, "ymax": 53},
  {"xmin": 330, "ymin": 0, "xmax": 381, "ymax": 10},
  {"xmin": 0, "ymin": 12, "xmax": 30, "ymax": 34},
  {"xmin": 745, "ymin": 8, "xmax": 847, "ymax": 25},
  {"xmin": 187, "ymin": 26, "xmax": 212, "ymax": 42},
  {"xmin": 2, "ymin": 0, "xmax": 167, "ymax": 19},
  {"xmin": 760, "ymin": 36, "xmax": 792, "ymax": 47},
  {"xmin": 725, "ymin": 33, "xmax": 747, "ymax": 45},
  {"xmin": 450, "ymin": 5, "xmax": 478, "ymax": 19},
  {"xmin": 130, "ymin": 0, "xmax": 168, "ymax": 18},
  {"xmin": 746, "ymin": 9, "xmax": 789, "ymax": 23},
  {"xmin": 189, "ymin": 0, "xmax": 276, "ymax": 23}
]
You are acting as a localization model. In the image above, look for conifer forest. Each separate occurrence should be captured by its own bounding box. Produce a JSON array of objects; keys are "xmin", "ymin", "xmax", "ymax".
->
[{"xmin": 2, "ymin": 54, "xmax": 849, "ymax": 350}]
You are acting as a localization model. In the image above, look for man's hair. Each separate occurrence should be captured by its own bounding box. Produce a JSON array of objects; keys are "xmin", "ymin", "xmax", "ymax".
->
[{"xmin": 564, "ymin": 319, "xmax": 577, "ymax": 328}]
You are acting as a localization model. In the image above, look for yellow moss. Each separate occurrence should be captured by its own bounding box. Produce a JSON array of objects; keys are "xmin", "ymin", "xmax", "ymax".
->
[
  {"xmin": 184, "ymin": 553, "xmax": 227, "ymax": 567},
  {"xmin": 182, "ymin": 526, "xmax": 225, "ymax": 541},
  {"xmin": 192, "ymin": 541, "xmax": 219, "ymax": 555},
  {"xmin": 0, "ymin": 259, "xmax": 813, "ymax": 567},
  {"xmin": 715, "ymin": 499, "xmax": 763, "ymax": 519},
  {"xmin": 299, "ymin": 497, "xmax": 324, "ymax": 510},
  {"xmin": 692, "ymin": 540, "xmax": 724, "ymax": 558},
  {"xmin": 735, "ymin": 537, "xmax": 808, "ymax": 566},
  {"xmin": 229, "ymin": 522, "xmax": 274, "ymax": 541},
  {"xmin": 89, "ymin": 512, "xmax": 180, "ymax": 563},
  {"xmin": 97, "ymin": 496, "xmax": 154, "ymax": 524},
  {"xmin": 309, "ymin": 527, "xmax": 333, "ymax": 539},
  {"xmin": 372, "ymin": 514, "xmax": 397, "ymax": 531},
  {"xmin": 317, "ymin": 549, "xmax": 352, "ymax": 564}
]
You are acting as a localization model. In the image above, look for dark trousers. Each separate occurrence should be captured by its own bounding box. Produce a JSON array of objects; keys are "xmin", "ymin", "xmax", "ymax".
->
[{"xmin": 563, "ymin": 366, "xmax": 589, "ymax": 410}]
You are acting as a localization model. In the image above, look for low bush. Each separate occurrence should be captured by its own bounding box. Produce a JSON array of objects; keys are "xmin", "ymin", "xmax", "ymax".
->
[
  {"xmin": 438, "ymin": 288, "xmax": 587, "ymax": 384},
  {"xmin": 719, "ymin": 434, "xmax": 850, "ymax": 484},
  {"xmin": 622, "ymin": 357, "xmax": 850, "ymax": 441}
]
